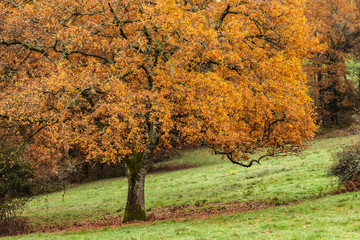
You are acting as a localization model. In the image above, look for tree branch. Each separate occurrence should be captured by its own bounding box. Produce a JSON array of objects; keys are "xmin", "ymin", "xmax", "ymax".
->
[
  {"xmin": 6, "ymin": 123, "xmax": 47, "ymax": 161},
  {"xmin": 211, "ymin": 146, "xmax": 273, "ymax": 168},
  {"xmin": 66, "ymin": 50, "xmax": 114, "ymax": 64},
  {"xmin": 215, "ymin": 5, "xmax": 230, "ymax": 30},
  {"xmin": 0, "ymin": 39, "xmax": 57, "ymax": 64},
  {"xmin": 226, "ymin": 153, "xmax": 272, "ymax": 168},
  {"xmin": 2, "ymin": 0, "xmax": 30, "ymax": 8},
  {"xmin": 138, "ymin": 64, "xmax": 154, "ymax": 89}
]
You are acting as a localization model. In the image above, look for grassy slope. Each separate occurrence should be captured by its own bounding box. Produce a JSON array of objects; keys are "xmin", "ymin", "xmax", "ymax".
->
[
  {"xmin": 14, "ymin": 192, "xmax": 360, "ymax": 239},
  {"xmin": 7, "ymin": 134, "xmax": 360, "ymax": 239}
]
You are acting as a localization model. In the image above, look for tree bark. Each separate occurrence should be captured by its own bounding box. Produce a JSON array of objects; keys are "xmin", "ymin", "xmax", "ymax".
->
[
  {"xmin": 122, "ymin": 121, "xmax": 159, "ymax": 222},
  {"xmin": 122, "ymin": 151, "xmax": 147, "ymax": 222}
]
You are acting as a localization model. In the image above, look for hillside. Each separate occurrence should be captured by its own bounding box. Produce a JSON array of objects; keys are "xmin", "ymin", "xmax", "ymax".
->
[{"xmin": 5, "ymin": 134, "xmax": 360, "ymax": 239}]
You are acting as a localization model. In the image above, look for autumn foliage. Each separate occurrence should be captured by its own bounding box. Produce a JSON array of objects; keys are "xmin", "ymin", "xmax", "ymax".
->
[
  {"xmin": 305, "ymin": 0, "xmax": 360, "ymax": 126},
  {"xmin": 1, "ymin": 0, "xmax": 320, "ymax": 221}
]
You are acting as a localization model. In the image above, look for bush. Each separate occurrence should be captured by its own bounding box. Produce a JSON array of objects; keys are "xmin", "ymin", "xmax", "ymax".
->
[
  {"xmin": 0, "ymin": 154, "xmax": 35, "ymax": 236},
  {"xmin": 330, "ymin": 141, "xmax": 360, "ymax": 192}
]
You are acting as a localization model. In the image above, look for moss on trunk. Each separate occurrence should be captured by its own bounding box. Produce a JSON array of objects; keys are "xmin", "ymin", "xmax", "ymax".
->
[{"xmin": 122, "ymin": 151, "xmax": 147, "ymax": 223}]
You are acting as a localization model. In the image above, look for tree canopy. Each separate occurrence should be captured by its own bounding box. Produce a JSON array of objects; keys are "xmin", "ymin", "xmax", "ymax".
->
[{"xmin": 0, "ymin": 0, "xmax": 321, "ymax": 221}]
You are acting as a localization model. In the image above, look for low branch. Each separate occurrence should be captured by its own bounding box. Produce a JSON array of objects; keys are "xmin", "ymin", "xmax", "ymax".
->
[
  {"xmin": 227, "ymin": 154, "xmax": 272, "ymax": 168},
  {"xmin": 211, "ymin": 145, "xmax": 273, "ymax": 168}
]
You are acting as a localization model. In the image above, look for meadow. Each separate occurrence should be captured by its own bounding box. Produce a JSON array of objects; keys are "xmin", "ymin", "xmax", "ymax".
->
[{"xmin": 5, "ymin": 134, "xmax": 360, "ymax": 239}]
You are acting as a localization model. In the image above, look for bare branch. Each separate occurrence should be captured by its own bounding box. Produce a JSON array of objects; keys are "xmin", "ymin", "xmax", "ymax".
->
[
  {"xmin": 210, "ymin": 145, "xmax": 274, "ymax": 168},
  {"xmin": 227, "ymin": 153, "xmax": 272, "ymax": 168}
]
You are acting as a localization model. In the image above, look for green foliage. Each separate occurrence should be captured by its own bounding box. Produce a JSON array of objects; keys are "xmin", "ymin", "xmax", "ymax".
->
[
  {"xmin": 0, "ymin": 157, "xmax": 34, "ymax": 201},
  {"xmin": 0, "ymin": 132, "xmax": 35, "ymax": 235},
  {"xmin": 346, "ymin": 58, "xmax": 360, "ymax": 86},
  {"xmin": 330, "ymin": 141, "xmax": 360, "ymax": 191},
  {"xmin": 0, "ymin": 154, "xmax": 34, "ymax": 235}
]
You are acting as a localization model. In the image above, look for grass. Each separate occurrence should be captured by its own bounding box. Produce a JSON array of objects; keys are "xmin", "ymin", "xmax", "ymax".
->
[
  {"xmin": 10, "ymin": 191, "xmax": 360, "ymax": 239},
  {"xmin": 5, "ymin": 134, "xmax": 360, "ymax": 239}
]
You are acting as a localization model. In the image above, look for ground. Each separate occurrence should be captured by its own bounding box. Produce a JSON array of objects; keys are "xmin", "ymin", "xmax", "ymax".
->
[{"xmin": 3, "ymin": 134, "xmax": 360, "ymax": 239}]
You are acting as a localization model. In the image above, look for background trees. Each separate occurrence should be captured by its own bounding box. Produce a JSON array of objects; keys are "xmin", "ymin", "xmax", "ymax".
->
[
  {"xmin": 1, "ymin": 0, "xmax": 320, "ymax": 222},
  {"xmin": 305, "ymin": 0, "xmax": 360, "ymax": 127}
]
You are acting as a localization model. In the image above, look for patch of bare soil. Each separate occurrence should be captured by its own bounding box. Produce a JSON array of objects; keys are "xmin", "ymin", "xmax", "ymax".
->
[
  {"xmin": 150, "ymin": 163, "xmax": 197, "ymax": 174},
  {"xmin": 150, "ymin": 200, "xmax": 275, "ymax": 220}
]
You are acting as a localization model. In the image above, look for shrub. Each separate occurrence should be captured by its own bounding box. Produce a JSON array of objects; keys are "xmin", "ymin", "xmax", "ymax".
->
[
  {"xmin": 0, "ymin": 152, "xmax": 35, "ymax": 236},
  {"xmin": 330, "ymin": 141, "xmax": 360, "ymax": 192}
]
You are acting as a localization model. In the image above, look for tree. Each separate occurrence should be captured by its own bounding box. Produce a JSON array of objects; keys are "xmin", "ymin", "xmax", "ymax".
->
[
  {"xmin": 305, "ymin": 0, "xmax": 360, "ymax": 126},
  {"xmin": 0, "ymin": 0, "xmax": 320, "ymax": 222}
]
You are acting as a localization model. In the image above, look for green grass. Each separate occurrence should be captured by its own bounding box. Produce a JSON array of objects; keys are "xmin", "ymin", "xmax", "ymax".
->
[
  {"xmin": 5, "ymin": 134, "xmax": 360, "ymax": 239},
  {"xmin": 9, "ymin": 191, "xmax": 360, "ymax": 239}
]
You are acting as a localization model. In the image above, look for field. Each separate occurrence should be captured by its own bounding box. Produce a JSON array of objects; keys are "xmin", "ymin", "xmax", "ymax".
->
[{"xmin": 5, "ymin": 134, "xmax": 360, "ymax": 239}]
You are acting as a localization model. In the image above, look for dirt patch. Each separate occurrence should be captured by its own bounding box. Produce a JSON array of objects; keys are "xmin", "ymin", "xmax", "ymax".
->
[
  {"xmin": 150, "ymin": 163, "xmax": 197, "ymax": 174},
  {"xmin": 150, "ymin": 200, "xmax": 275, "ymax": 221}
]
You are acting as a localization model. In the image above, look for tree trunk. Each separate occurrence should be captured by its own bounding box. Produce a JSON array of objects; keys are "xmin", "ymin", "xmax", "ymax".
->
[
  {"xmin": 122, "ymin": 120, "xmax": 159, "ymax": 222},
  {"xmin": 122, "ymin": 151, "xmax": 147, "ymax": 222}
]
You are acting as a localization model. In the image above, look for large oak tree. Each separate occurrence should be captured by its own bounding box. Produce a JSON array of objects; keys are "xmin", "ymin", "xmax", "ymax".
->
[{"xmin": 1, "ymin": 0, "xmax": 320, "ymax": 222}]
